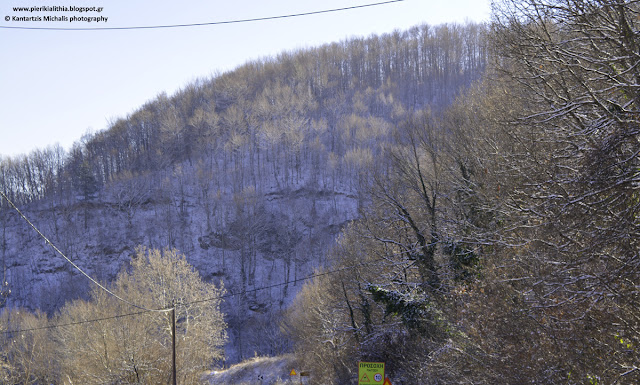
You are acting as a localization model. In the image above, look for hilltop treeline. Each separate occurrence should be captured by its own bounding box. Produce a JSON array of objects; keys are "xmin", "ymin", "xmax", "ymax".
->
[{"xmin": 0, "ymin": 22, "xmax": 486, "ymax": 206}]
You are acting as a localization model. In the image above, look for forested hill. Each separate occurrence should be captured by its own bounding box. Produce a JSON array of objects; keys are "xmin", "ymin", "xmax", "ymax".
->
[
  {"xmin": 0, "ymin": 22, "xmax": 487, "ymax": 362},
  {"xmin": 3, "ymin": 2, "xmax": 640, "ymax": 383},
  {"xmin": 1, "ymin": 22, "xmax": 485, "ymax": 205}
]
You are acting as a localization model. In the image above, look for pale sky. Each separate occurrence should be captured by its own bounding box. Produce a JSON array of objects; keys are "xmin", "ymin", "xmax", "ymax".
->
[{"xmin": 0, "ymin": 0, "xmax": 491, "ymax": 158}]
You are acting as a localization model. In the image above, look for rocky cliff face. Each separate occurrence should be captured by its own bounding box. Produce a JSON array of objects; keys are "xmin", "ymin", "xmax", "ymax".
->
[{"xmin": 0, "ymin": 163, "xmax": 359, "ymax": 362}]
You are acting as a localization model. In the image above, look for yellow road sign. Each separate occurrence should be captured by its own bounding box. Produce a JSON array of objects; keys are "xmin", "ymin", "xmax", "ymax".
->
[{"xmin": 358, "ymin": 362, "xmax": 385, "ymax": 384}]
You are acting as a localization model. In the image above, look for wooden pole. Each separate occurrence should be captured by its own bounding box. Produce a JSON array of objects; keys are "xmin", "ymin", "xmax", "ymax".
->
[{"xmin": 171, "ymin": 307, "xmax": 177, "ymax": 385}]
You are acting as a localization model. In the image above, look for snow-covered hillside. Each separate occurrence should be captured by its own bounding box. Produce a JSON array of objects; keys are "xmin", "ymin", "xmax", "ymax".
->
[
  {"xmin": 1, "ymin": 22, "xmax": 487, "ymax": 367},
  {"xmin": 0, "ymin": 161, "xmax": 359, "ymax": 362}
]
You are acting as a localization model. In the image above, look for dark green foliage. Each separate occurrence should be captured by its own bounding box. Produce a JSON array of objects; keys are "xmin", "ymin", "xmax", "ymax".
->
[
  {"xmin": 443, "ymin": 240, "xmax": 478, "ymax": 281},
  {"xmin": 367, "ymin": 284, "xmax": 445, "ymax": 336},
  {"xmin": 75, "ymin": 161, "xmax": 98, "ymax": 201}
]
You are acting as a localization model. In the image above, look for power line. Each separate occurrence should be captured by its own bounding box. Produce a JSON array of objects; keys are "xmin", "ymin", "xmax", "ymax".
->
[
  {"xmin": 1, "ymin": 309, "xmax": 152, "ymax": 335},
  {"xmin": 0, "ymin": 190, "xmax": 169, "ymax": 314},
  {"xmin": 192, "ymin": 258, "xmax": 376, "ymax": 307},
  {"xmin": 0, "ymin": 192, "xmax": 414, "ymax": 335},
  {"xmin": 1, "ymin": 256, "xmax": 387, "ymax": 335},
  {"xmin": 0, "ymin": 0, "xmax": 405, "ymax": 31}
]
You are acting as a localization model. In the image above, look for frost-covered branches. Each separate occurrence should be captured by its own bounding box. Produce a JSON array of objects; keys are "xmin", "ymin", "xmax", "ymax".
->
[{"xmin": 485, "ymin": 1, "xmax": 640, "ymax": 383}]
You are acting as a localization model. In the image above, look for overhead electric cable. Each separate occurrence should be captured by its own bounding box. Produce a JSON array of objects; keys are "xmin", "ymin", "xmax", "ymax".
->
[
  {"xmin": 0, "ymin": 190, "xmax": 170, "ymax": 313},
  {"xmin": 0, "ymin": 0, "xmax": 404, "ymax": 31},
  {"xmin": 2, "ymin": 255, "xmax": 390, "ymax": 335},
  {"xmin": 189, "ymin": 257, "xmax": 382, "ymax": 307},
  {"xmin": 1, "ymin": 309, "xmax": 151, "ymax": 334}
]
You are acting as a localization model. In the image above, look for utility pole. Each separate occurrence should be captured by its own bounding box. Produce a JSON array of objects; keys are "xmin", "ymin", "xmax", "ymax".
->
[{"xmin": 171, "ymin": 306, "xmax": 177, "ymax": 385}]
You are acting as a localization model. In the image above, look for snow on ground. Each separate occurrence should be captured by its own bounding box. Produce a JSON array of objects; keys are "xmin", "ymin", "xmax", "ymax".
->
[{"xmin": 202, "ymin": 354, "xmax": 310, "ymax": 385}]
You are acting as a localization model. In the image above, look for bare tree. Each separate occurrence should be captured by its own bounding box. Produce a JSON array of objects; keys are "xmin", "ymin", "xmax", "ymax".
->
[
  {"xmin": 0, "ymin": 308, "xmax": 58, "ymax": 384},
  {"xmin": 57, "ymin": 247, "xmax": 227, "ymax": 384}
]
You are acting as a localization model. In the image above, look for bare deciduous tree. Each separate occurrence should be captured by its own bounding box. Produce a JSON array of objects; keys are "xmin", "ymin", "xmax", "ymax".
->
[
  {"xmin": 0, "ymin": 308, "xmax": 58, "ymax": 385},
  {"xmin": 57, "ymin": 247, "xmax": 227, "ymax": 384}
]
